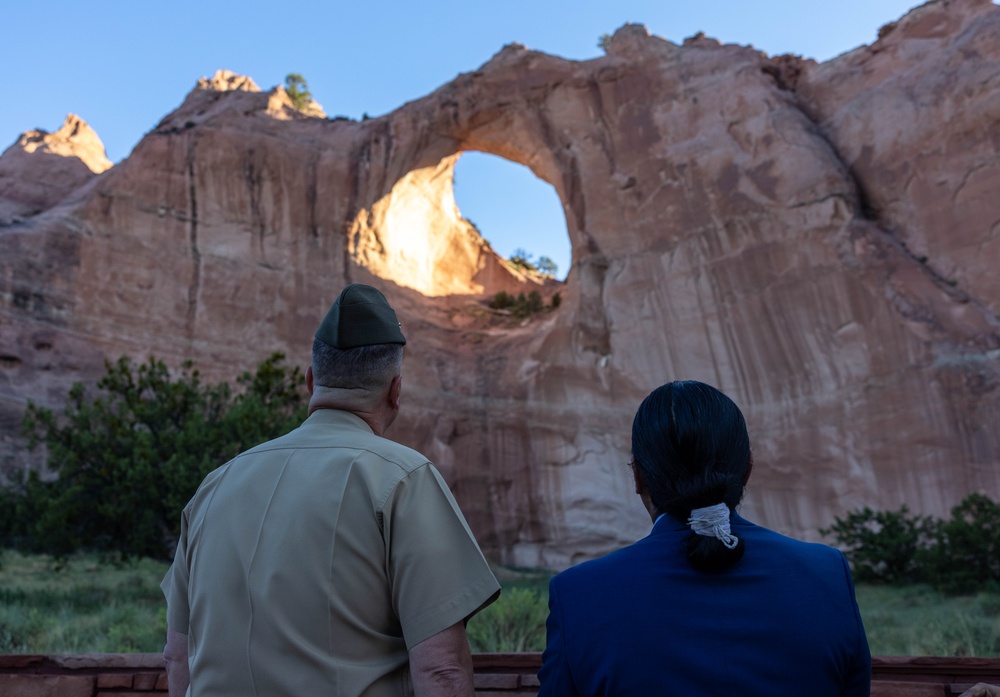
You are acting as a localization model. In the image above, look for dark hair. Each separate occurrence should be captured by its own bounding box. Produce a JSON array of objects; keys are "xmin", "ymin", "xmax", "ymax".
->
[
  {"xmin": 631, "ymin": 380, "xmax": 752, "ymax": 573},
  {"xmin": 311, "ymin": 338, "xmax": 403, "ymax": 391}
]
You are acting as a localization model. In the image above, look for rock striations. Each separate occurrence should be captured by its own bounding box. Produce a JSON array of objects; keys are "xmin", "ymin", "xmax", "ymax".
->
[{"xmin": 2, "ymin": 0, "xmax": 999, "ymax": 568}]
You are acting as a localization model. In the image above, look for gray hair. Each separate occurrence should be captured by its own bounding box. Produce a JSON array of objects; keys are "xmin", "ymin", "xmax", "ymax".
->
[{"xmin": 311, "ymin": 338, "xmax": 403, "ymax": 391}]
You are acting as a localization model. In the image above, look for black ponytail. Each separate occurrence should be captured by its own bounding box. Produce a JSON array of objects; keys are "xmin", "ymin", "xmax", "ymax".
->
[{"xmin": 631, "ymin": 381, "xmax": 752, "ymax": 573}]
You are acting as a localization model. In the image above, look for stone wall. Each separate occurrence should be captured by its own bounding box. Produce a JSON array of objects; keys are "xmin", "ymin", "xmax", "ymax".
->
[
  {"xmin": 0, "ymin": 653, "xmax": 538, "ymax": 696},
  {"xmin": 1, "ymin": 653, "xmax": 999, "ymax": 696}
]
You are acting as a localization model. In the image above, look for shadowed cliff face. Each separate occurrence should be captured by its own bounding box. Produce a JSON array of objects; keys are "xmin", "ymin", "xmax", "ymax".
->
[{"xmin": 2, "ymin": 1, "xmax": 999, "ymax": 569}]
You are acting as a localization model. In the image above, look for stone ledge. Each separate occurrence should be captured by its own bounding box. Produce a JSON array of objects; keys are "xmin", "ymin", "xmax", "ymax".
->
[
  {"xmin": 0, "ymin": 673, "xmax": 95, "ymax": 697},
  {"xmin": 0, "ymin": 653, "xmax": 998, "ymax": 695}
]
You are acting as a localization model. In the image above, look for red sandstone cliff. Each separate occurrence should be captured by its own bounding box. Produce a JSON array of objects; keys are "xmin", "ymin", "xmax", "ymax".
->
[{"xmin": 1, "ymin": 0, "xmax": 998, "ymax": 568}]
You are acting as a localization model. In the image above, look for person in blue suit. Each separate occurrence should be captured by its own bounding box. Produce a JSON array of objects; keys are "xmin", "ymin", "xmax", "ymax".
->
[{"xmin": 538, "ymin": 380, "xmax": 871, "ymax": 696}]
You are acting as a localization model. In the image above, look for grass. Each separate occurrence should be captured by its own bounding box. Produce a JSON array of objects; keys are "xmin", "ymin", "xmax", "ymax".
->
[
  {"xmin": 0, "ymin": 550, "xmax": 168, "ymax": 653},
  {"xmin": 0, "ymin": 551, "xmax": 998, "ymax": 657},
  {"xmin": 466, "ymin": 572, "xmax": 1000, "ymax": 656},
  {"xmin": 467, "ymin": 566, "xmax": 551, "ymax": 652},
  {"xmin": 855, "ymin": 583, "xmax": 1000, "ymax": 656}
]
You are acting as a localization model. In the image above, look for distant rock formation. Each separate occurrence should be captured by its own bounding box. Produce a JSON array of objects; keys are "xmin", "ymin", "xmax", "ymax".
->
[
  {"xmin": 0, "ymin": 113, "xmax": 111, "ymax": 224},
  {"xmin": 194, "ymin": 69, "xmax": 328, "ymax": 120},
  {"xmin": 1, "ymin": 1, "xmax": 999, "ymax": 569}
]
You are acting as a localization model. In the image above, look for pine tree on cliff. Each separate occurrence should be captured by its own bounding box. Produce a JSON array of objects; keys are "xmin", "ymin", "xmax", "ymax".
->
[{"xmin": 284, "ymin": 73, "xmax": 313, "ymax": 111}]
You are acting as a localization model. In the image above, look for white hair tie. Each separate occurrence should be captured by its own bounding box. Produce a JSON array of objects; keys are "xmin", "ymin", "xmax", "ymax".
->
[{"xmin": 687, "ymin": 502, "xmax": 739, "ymax": 549}]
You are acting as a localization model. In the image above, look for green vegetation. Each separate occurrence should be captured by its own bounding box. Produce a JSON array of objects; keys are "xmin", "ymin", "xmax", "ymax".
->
[
  {"xmin": 467, "ymin": 566, "xmax": 550, "ymax": 652},
  {"xmin": 4, "ymin": 349, "xmax": 998, "ymax": 656},
  {"xmin": 507, "ymin": 248, "xmax": 532, "ymax": 270},
  {"xmin": 822, "ymin": 494, "xmax": 1000, "ymax": 594},
  {"xmin": 0, "ymin": 551, "xmax": 169, "ymax": 653},
  {"xmin": 507, "ymin": 248, "xmax": 558, "ymax": 278},
  {"xmin": 490, "ymin": 290, "xmax": 542, "ymax": 316},
  {"xmin": 489, "ymin": 290, "xmax": 561, "ymax": 318},
  {"xmin": 598, "ymin": 33, "xmax": 612, "ymax": 52},
  {"xmin": 467, "ymin": 587, "xmax": 547, "ymax": 653},
  {"xmin": 284, "ymin": 73, "xmax": 313, "ymax": 111},
  {"xmin": 504, "ymin": 245, "xmax": 559, "ymax": 278},
  {"xmin": 1, "ymin": 552, "xmax": 998, "ymax": 656},
  {"xmin": 535, "ymin": 257, "xmax": 558, "ymax": 276},
  {"xmin": 3, "ymin": 353, "xmax": 307, "ymax": 562},
  {"xmin": 855, "ymin": 583, "xmax": 1000, "ymax": 657},
  {"xmin": 821, "ymin": 505, "xmax": 935, "ymax": 584}
]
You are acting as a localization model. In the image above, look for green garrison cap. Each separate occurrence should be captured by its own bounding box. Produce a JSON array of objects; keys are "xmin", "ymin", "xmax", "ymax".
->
[{"xmin": 315, "ymin": 284, "xmax": 406, "ymax": 348}]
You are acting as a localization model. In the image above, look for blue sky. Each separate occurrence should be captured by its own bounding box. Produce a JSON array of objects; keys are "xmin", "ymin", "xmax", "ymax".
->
[{"xmin": 3, "ymin": 0, "xmax": 933, "ymax": 279}]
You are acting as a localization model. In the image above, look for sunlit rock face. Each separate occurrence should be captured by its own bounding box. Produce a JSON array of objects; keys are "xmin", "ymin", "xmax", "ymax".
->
[
  {"xmin": 2, "ymin": 2, "xmax": 999, "ymax": 569},
  {"xmin": 349, "ymin": 156, "xmax": 532, "ymax": 296},
  {"xmin": 0, "ymin": 113, "xmax": 111, "ymax": 224}
]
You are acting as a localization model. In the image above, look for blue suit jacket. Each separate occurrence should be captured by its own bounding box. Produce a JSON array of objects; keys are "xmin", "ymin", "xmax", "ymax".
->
[{"xmin": 538, "ymin": 514, "xmax": 870, "ymax": 697}]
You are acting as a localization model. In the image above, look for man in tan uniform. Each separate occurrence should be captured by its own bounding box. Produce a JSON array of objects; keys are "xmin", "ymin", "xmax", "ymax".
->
[{"xmin": 161, "ymin": 284, "xmax": 500, "ymax": 697}]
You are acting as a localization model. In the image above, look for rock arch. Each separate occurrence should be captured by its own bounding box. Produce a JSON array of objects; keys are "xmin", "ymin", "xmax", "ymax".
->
[{"xmin": 2, "ymin": 2, "xmax": 1000, "ymax": 568}]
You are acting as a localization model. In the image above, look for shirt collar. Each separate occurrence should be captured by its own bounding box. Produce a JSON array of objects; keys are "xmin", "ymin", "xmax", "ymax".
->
[{"xmin": 304, "ymin": 407, "xmax": 373, "ymax": 433}]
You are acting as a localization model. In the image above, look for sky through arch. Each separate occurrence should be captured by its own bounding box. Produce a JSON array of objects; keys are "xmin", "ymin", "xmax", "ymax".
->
[{"xmin": 453, "ymin": 152, "xmax": 571, "ymax": 281}]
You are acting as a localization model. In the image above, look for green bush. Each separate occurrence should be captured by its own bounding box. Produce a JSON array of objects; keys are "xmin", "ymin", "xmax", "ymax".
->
[
  {"xmin": 467, "ymin": 587, "xmax": 547, "ymax": 652},
  {"xmin": 490, "ymin": 291, "xmax": 515, "ymax": 310},
  {"xmin": 489, "ymin": 290, "xmax": 552, "ymax": 319},
  {"xmin": 505, "ymin": 249, "xmax": 558, "ymax": 278},
  {"xmin": 824, "ymin": 494, "xmax": 1000, "ymax": 594},
  {"xmin": 507, "ymin": 248, "xmax": 537, "ymax": 273},
  {"xmin": 525, "ymin": 291, "xmax": 543, "ymax": 314},
  {"xmin": 820, "ymin": 505, "xmax": 934, "ymax": 584},
  {"xmin": 921, "ymin": 494, "xmax": 1000, "ymax": 594},
  {"xmin": 10, "ymin": 353, "xmax": 307, "ymax": 562}
]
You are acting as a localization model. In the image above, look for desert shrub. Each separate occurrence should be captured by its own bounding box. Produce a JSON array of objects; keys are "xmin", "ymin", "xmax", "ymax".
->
[
  {"xmin": 489, "ymin": 290, "xmax": 552, "ymax": 318},
  {"xmin": 525, "ymin": 291, "xmax": 543, "ymax": 314},
  {"xmin": 821, "ymin": 505, "xmax": 934, "ymax": 584},
  {"xmin": 825, "ymin": 494, "xmax": 1000, "ymax": 593},
  {"xmin": 490, "ymin": 291, "xmax": 515, "ymax": 310},
  {"xmin": 920, "ymin": 494, "xmax": 1000, "ymax": 594},
  {"xmin": 507, "ymin": 248, "xmax": 537, "ymax": 273},
  {"xmin": 11, "ymin": 353, "xmax": 306, "ymax": 562}
]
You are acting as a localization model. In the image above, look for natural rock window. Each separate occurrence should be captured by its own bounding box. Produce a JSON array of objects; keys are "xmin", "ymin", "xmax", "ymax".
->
[
  {"xmin": 453, "ymin": 151, "xmax": 570, "ymax": 282},
  {"xmin": 347, "ymin": 150, "xmax": 570, "ymax": 298}
]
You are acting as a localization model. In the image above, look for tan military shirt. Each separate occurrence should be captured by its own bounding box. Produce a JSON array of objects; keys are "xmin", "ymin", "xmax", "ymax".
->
[{"xmin": 161, "ymin": 409, "xmax": 500, "ymax": 697}]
